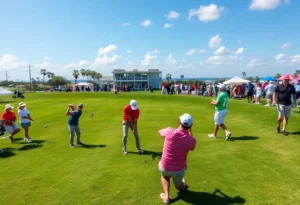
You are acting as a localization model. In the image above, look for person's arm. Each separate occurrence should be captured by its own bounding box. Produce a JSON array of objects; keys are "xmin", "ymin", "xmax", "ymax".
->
[
  {"xmin": 272, "ymin": 92, "xmax": 277, "ymax": 105},
  {"xmin": 211, "ymin": 95, "xmax": 220, "ymax": 106},
  {"xmin": 66, "ymin": 105, "xmax": 75, "ymax": 116}
]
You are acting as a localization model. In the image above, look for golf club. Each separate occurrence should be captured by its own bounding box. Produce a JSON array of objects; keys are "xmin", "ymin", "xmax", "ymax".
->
[
  {"xmin": 31, "ymin": 120, "xmax": 48, "ymax": 128},
  {"xmin": 83, "ymin": 110, "xmax": 94, "ymax": 117}
]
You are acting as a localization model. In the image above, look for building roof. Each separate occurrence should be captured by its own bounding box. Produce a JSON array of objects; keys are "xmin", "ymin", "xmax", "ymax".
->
[
  {"xmin": 99, "ymin": 76, "xmax": 113, "ymax": 81},
  {"xmin": 112, "ymin": 69, "xmax": 162, "ymax": 74}
]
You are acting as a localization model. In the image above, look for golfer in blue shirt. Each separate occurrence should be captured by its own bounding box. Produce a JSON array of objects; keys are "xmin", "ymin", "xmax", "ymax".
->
[{"xmin": 66, "ymin": 103, "xmax": 84, "ymax": 148}]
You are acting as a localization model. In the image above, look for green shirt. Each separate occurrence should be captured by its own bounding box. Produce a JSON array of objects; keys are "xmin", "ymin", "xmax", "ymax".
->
[{"xmin": 215, "ymin": 91, "xmax": 228, "ymax": 111}]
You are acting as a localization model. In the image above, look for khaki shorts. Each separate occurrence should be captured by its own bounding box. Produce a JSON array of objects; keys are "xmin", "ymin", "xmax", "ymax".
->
[
  {"xmin": 158, "ymin": 161, "xmax": 186, "ymax": 188},
  {"xmin": 4, "ymin": 123, "xmax": 19, "ymax": 134},
  {"xmin": 277, "ymin": 104, "xmax": 292, "ymax": 118}
]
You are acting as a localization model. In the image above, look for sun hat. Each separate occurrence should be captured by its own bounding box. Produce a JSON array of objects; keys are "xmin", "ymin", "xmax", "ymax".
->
[
  {"xmin": 4, "ymin": 104, "xmax": 13, "ymax": 110},
  {"xmin": 130, "ymin": 100, "xmax": 138, "ymax": 110},
  {"xmin": 217, "ymin": 84, "xmax": 227, "ymax": 90},
  {"xmin": 179, "ymin": 113, "xmax": 193, "ymax": 126},
  {"xmin": 19, "ymin": 102, "xmax": 26, "ymax": 107}
]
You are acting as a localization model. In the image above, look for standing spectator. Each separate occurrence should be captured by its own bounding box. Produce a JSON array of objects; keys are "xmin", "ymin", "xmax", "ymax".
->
[
  {"xmin": 255, "ymin": 83, "xmax": 262, "ymax": 104},
  {"xmin": 273, "ymin": 76, "xmax": 296, "ymax": 135},
  {"xmin": 158, "ymin": 113, "xmax": 196, "ymax": 204},
  {"xmin": 1, "ymin": 104, "xmax": 20, "ymax": 143},
  {"xmin": 17, "ymin": 102, "xmax": 33, "ymax": 143},
  {"xmin": 66, "ymin": 103, "xmax": 84, "ymax": 148},
  {"xmin": 208, "ymin": 84, "xmax": 232, "ymax": 140},
  {"xmin": 264, "ymin": 81, "xmax": 276, "ymax": 106},
  {"xmin": 246, "ymin": 82, "xmax": 255, "ymax": 103},
  {"xmin": 295, "ymin": 79, "xmax": 300, "ymax": 107},
  {"xmin": 122, "ymin": 100, "xmax": 143, "ymax": 155}
]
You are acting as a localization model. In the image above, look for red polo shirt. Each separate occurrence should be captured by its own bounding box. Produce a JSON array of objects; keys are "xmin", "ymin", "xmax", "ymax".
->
[
  {"xmin": 123, "ymin": 105, "xmax": 139, "ymax": 122},
  {"xmin": 1, "ymin": 111, "xmax": 16, "ymax": 126}
]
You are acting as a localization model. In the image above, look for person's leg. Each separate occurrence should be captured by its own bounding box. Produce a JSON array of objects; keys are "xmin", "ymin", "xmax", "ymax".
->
[
  {"xmin": 122, "ymin": 122, "xmax": 130, "ymax": 152},
  {"xmin": 282, "ymin": 117, "xmax": 288, "ymax": 132},
  {"xmin": 213, "ymin": 125, "xmax": 219, "ymax": 136},
  {"xmin": 160, "ymin": 176, "xmax": 171, "ymax": 201},
  {"xmin": 24, "ymin": 126, "xmax": 29, "ymax": 139},
  {"xmin": 74, "ymin": 125, "xmax": 81, "ymax": 143},
  {"xmin": 276, "ymin": 105, "xmax": 284, "ymax": 133},
  {"xmin": 68, "ymin": 125, "xmax": 75, "ymax": 146},
  {"xmin": 173, "ymin": 168, "xmax": 187, "ymax": 192},
  {"xmin": 282, "ymin": 105, "xmax": 292, "ymax": 134},
  {"xmin": 133, "ymin": 125, "xmax": 141, "ymax": 151}
]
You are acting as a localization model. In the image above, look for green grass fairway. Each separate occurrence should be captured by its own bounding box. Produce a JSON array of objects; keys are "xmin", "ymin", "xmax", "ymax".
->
[{"xmin": 1, "ymin": 91, "xmax": 300, "ymax": 205}]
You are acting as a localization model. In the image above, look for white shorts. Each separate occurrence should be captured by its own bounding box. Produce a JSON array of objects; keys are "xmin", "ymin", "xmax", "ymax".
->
[
  {"xmin": 214, "ymin": 109, "xmax": 228, "ymax": 125},
  {"xmin": 4, "ymin": 123, "xmax": 19, "ymax": 134}
]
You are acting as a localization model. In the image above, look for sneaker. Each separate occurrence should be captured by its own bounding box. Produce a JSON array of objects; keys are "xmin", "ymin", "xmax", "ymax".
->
[
  {"xmin": 208, "ymin": 134, "xmax": 216, "ymax": 138},
  {"xmin": 123, "ymin": 150, "xmax": 128, "ymax": 155},
  {"xmin": 76, "ymin": 141, "xmax": 84, "ymax": 145},
  {"xmin": 137, "ymin": 149, "xmax": 143, "ymax": 154},
  {"xmin": 276, "ymin": 126, "xmax": 280, "ymax": 133},
  {"xmin": 27, "ymin": 138, "xmax": 32, "ymax": 143},
  {"xmin": 69, "ymin": 144, "xmax": 75, "ymax": 148},
  {"xmin": 264, "ymin": 104, "xmax": 270, "ymax": 107},
  {"xmin": 9, "ymin": 136, "xmax": 14, "ymax": 143},
  {"xmin": 282, "ymin": 131, "xmax": 288, "ymax": 136},
  {"xmin": 226, "ymin": 132, "xmax": 232, "ymax": 140}
]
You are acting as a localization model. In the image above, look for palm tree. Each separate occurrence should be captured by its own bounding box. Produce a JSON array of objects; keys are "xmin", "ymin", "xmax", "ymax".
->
[
  {"xmin": 180, "ymin": 75, "xmax": 184, "ymax": 82},
  {"xmin": 40, "ymin": 69, "xmax": 47, "ymax": 84},
  {"xmin": 166, "ymin": 73, "xmax": 172, "ymax": 83},
  {"xmin": 95, "ymin": 72, "xmax": 102, "ymax": 85},
  {"xmin": 36, "ymin": 77, "xmax": 40, "ymax": 83},
  {"xmin": 294, "ymin": 70, "xmax": 300, "ymax": 77},
  {"xmin": 85, "ymin": 70, "xmax": 92, "ymax": 81},
  {"xmin": 91, "ymin": 71, "xmax": 97, "ymax": 81},
  {"xmin": 274, "ymin": 73, "xmax": 281, "ymax": 79},
  {"xmin": 242, "ymin": 72, "xmax": 246, "ymax": 78},
  {"xmin": 80, "ymin": 69, "xmax": 86, "ymax": 82},
  {"xmin": 73, "ymin": 70, "xmax": 80, "ymax": 84}
]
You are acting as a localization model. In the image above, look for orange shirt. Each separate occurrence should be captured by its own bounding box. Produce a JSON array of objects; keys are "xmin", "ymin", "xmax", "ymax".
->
[{"xmin": 1, "ymin": 111, "xmax": 16, "ymax": 126}]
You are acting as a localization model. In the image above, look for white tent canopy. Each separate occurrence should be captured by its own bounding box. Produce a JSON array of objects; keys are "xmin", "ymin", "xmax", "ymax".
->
[
  {"xmin": 223, "ymin": 76, "xmax": 249, "ymax": 85},
  {"xmin": 0, "ymin": 87, "xmax": 13, "ymax": 96}
]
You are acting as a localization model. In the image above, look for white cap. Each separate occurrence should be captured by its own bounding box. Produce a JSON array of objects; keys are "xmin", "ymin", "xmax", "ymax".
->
[
  {"xmin": 4, "ymin": 104, "xmax": 13, "ymax": 110},
  {"xmin": 19, "ymin": 102, "xmax": 26, "ymax": 107},
  {"xmin": 130, "ymin": 100, "xmax": 138, "ymax": 110},
  {"xmin": 217, "ymin": 84, "xmax": 227, "ymax": 90},
  {"xmin": 179, "ymin": 113, "xmax": 193, "ymax": 126}
]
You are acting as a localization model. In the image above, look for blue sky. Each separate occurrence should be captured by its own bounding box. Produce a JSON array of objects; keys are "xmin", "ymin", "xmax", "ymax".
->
[{"xmin": 0, "ymin": 0, "xmax": 300, "ymax": 81}]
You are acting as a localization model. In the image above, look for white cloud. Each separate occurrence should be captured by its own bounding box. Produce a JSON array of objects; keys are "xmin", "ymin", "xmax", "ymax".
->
[
  {"xmin": 165, "ymin": 11, "xmax": 180, "ymax": 19},
  {"xmin": 275, "ymin": 53, "xmax": 286, "ymax": 62},
  {"xmin": 290, "ymin": 55, "xmax": 300, "ymax": 63},
  {"xmin": 247, "ymin": 58, "xmax": 266, "ymax": 67},
  {"xmin": 0, "ymin": 54, "xmax": 26, "ymax": 70},
  {"xmin": 153, "ymin": 49, "xmax": 160, "ymax": 54},
  {"xmin": 199, "ymin": 49, "xmax": 207, "ymax": 54},
  {"xmin": 284, "ymin": 0, "xmax": 290, "ymax": 4},
  {"xmin": 186, "ymin": 49, "xmax": 198, "ymax": 56},
  {"xmin": 140, "ymin": 52, "xmax": 157, "ymax": 66},
  {"xmin": 249, "ymin": 0, "xmax": 281, "ymax": 10},
  {"xmin": 280, "ymin": 42, "xmax": 291, "ymax": 49},
  {"xmin": 235, "ymin": 47, "xmax": 244, "ymax": 55},
  {"xmin": 64, "ymin": 60, "xmax": 88, "ymax": 69},
  {"xmin": 209, "ymin": 35, "xmax": 222, "ymax": 49},
  {"xmin": 128, "ymin": 61, "xmax": 134, "ymax": 66},
  {"xmin": 127, "ymin": 50, "xmax": 132, "ymax": 54},
  {"xmin": 188, "ymin": 4, "xmax": 224, "ymax": 22},
  {"xmin": 94, "ymin": 55, "xmax": 119, "ymax": 66},
  {"xmin": 142, "ymin": 20, "xmax": 152, "ymax": 27},
  {"xmin": 166, "ymin": 54, "xmax": 177, "ymax": 65},
  {"xmin": 207, "ymin": 55, "xmax": 237, "ymax": 65},
  {"xmin": 164, "ymin": 23, "xmax": 173, "ymax": 28},
  {"xmin": 122, "ymin": 22, "xmax": 130, "ymax": 26},
  {"xmin": 35, "ymin": 56, "xmax": 51, "ymax": 68},
  {"xmin": 215, "ymin": 46, "xmax": 230, "ymax": 55},
  {"xmin": 98, "ymin": 45, "xmax": 117, "ymax": 55}
]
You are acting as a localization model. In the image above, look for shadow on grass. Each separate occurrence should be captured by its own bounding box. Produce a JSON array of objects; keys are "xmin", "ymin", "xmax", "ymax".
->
[
  {"xmin": 288, "ymin": 131, "xmax": 300, "ymax": 135},
  {"xmin": 79, "ymin": 144, "xmax": 106, "ymax": 149},
  {"xmin": 229, "ymin": 136, "xmax": 259, "ymax": 141},
  {"xmin": 172, "ymin": 189, "xmax": 246, "ymax": 205},
  {"xmin": 0, "ymin": 148, "xmax": 16, "ymax": 158},
  {"xmin": 17, "ymin": 140, "xmax": 47, "ymax": 151},
  {"xmin": 128, "ymin": 150, "xmax": 162, "ymax": 160},
  {"xmin": 292, "ymin": 110, "xmax": 300, "ymax": 113},
  {"xmin": 18, "ymin": 140, "xmax": 47, "ymax": 145},
  {"xmin": 0, "ymin": 99, "xmax": 15, "ymax": 104}
]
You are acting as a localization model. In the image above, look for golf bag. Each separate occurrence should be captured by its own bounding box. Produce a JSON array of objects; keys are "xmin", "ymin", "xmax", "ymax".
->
[{"xmin": 0, "ymin": 122, "xmax": 6, "ymax": 136}]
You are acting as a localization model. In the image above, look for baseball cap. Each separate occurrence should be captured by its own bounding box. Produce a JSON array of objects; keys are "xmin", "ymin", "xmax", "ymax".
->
[
  {"xmin": 217, "ymin": 84, "xmax": 227, "ymax": 90},
  {"xmin": 4, "ymin": 104, "xmax": 13, "ymax": 110},
  {"xmin": 130, "ymin": 100, "xmax": 138, "ymax": 110},
  {"xmin": 283, "ymin": 75, "xmax": 290, "ymax": 80},
  {"xmin": 19, "ymin": 102, "xmax": 26, "ymax": 107},
  {"xmin": 179, "ymin": 113, "xmax": 193, "ymax": 127},
  {"xmin": 77, "ymin": 103, "xmax": 83, "ymax": 108}
]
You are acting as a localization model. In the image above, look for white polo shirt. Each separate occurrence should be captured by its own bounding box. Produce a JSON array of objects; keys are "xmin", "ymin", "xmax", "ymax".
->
[{"xmin": 18, "ymin": 108, "xmax": 30, "ymax": 123}]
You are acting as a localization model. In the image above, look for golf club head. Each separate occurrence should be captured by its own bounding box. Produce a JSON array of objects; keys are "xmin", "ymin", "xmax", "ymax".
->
[{"xmin": 91, "ymin": 113, "xmax": 94, "ymax": 117}]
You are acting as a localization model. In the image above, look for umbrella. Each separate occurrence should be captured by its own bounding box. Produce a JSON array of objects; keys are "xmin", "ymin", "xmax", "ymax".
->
[
  {"xmin": 262, "ymin": 76, "xmax": 277, "ymax": 81},
  {"xmin": 277, "ymin": 74, "xmax": 298, "ymax": 80}
]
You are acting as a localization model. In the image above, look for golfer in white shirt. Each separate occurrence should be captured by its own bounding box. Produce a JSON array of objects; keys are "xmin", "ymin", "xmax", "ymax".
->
[{"xmin": 18, "ymin": 102, "xmax": 33, "ymax": 143}]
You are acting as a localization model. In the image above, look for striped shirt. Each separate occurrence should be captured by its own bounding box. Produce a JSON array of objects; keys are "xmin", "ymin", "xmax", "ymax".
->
[{"xmin": 159, "ymin": 127, "xmax": 196, "ymax": 172}]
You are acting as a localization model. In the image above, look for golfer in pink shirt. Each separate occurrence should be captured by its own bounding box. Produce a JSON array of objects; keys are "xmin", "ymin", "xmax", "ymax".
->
[{"xmin": 158, "ymin": 113, "xmax": 196, "ymax": 204}]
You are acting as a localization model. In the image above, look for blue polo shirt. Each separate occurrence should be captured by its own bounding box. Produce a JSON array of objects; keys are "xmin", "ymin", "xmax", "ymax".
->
[
  {"xmin": 247, "ymin": 84, "xmax": 254, "ymax": 93},
  {"xmin": 295, "ymin": 83, "xmax": 300, "ymax": 92},
  {"xmin": 68, "ymin": 110, "xmax": 82, "ymax": 126}
]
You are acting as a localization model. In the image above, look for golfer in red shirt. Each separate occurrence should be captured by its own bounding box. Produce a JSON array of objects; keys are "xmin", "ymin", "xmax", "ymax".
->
[
  {"xmin": 1, "ymin": 104, "xmax": 20, "ymax": 143},
  {"xmin": 122, "ymin": 99, "xmax": 143, "ymax": 155}
]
